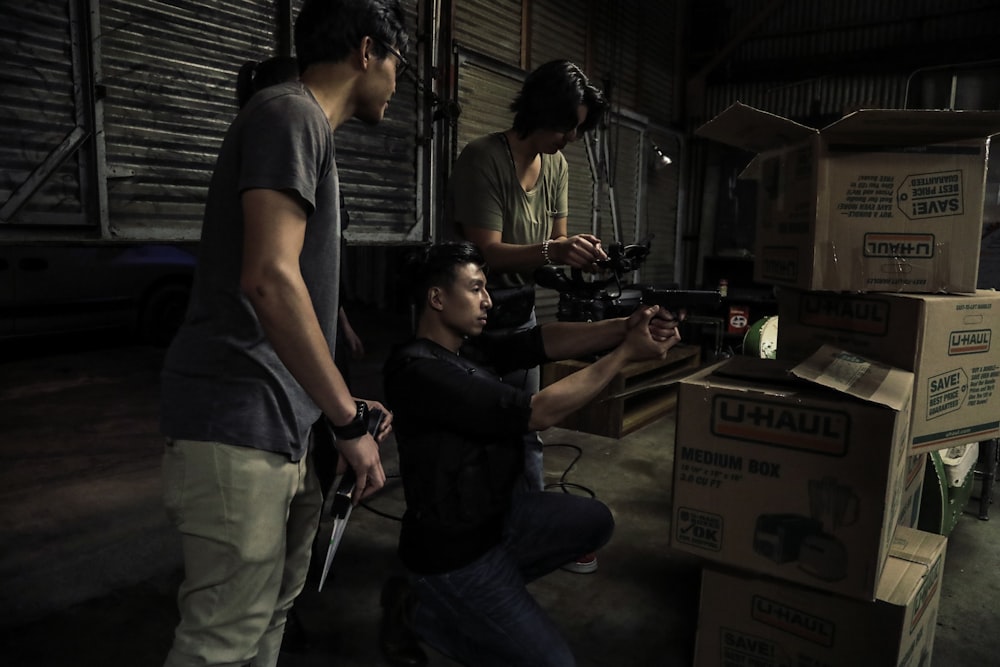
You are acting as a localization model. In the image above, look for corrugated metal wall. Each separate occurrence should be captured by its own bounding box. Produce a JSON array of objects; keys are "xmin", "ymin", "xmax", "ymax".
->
[
  {"xmin": 3, "ymin": 0, "xmax": 421, "ymax": 247},
  {"xmin": 698, "ymin": 0, "xmax": 1000, "ymax": 123},
  {"xmin": 3, "ymin": 0, "xmax": 683, "ymax": 308},
  {"xmin": 331, "ymin": 0, "xmax": 421, "ymax": 246},
  {"xmin": 1, "ymin": 0, "xmax": 86, "ymax": 227},
  {"xmin": 453, "ymin": 0, "xmax": 522, "ymax": 68},
  {"xmin": 99, "ymin": 0, "xmax": 275, "ymax": 240}
]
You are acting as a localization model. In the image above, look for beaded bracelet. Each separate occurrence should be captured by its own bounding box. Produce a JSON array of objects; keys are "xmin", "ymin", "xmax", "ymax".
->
[{"xmin": 542, "ymin": 239, "xmax": 553, "ymax": 265}]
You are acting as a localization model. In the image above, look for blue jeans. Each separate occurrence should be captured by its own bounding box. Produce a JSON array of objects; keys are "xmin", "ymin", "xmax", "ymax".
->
[{"xmin": 409, "ymin": 491, "xmax": 614, "ymax": 666}]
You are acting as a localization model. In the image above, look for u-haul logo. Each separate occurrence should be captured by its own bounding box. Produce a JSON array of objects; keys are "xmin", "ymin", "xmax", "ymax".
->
[
  {"xmin": 711, "ymin": 396, "xmax": 850, "ymax": 456},
  {"xmin": 949, "ymin": 329, "xmax": 991, "ymax": 355},
  {"xmin": 863, "ymin": 233, "xmax": 935, "ymax": 258},
  {"xmin": 897, "ymin": 170, "xmax": 964, "ymax": 220},
  {"xmin": 752, "ymin": 595, "xmax": 835, "ymax": 647},
  {"xmin": 760, "ymin": 246, "xmax": 799, "ymax": 283},
  {"xmin": 799, "ymin": 293, "xmax": 890, "ymax": 335}
]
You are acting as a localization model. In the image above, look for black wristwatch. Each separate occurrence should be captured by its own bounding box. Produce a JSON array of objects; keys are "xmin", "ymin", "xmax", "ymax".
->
[{"xmin": 328, "ymin": 400, "xmax": 369, "ymax": 440}]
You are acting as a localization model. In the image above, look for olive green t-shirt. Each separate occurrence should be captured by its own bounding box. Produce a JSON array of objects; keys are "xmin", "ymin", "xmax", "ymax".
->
[{"xmin": 445, "ymin": 133, "xmax": 568, "ymax": 287}]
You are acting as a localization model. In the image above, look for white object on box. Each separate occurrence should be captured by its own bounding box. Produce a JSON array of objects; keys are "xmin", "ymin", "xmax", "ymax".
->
[{"xmin": 940, "ymin": 441, "xmax": 979, "ymax": 488}]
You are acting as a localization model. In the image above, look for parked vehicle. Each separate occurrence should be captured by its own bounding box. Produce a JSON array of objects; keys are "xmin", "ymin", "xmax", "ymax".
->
[{"xmin": 0, "ymin": 243, "xmax": 196, "ymax": 346}]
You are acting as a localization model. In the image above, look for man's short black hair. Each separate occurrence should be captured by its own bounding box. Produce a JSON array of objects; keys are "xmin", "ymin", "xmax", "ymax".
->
[
  {"xmin": 294, "ymin": 0, "xmax": 409, "ymax": 74},
  {"xmin": 402, "ymin": 242, "xmax": 487, "ymax": 316},
  {"xmin": 510, "ymin": 60, "xmax": 607, "ymax": 138}
]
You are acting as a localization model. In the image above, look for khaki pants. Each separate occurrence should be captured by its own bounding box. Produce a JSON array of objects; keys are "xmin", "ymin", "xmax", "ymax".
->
[{"xmin": 162, "ymin": 439, "xmax": 323, "ymax": 667}]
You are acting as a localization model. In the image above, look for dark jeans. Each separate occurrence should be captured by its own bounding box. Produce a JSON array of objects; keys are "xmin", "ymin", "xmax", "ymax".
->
[{"xmin": 408, "ymin": 491, "xmax": 614, "ymax": 667}]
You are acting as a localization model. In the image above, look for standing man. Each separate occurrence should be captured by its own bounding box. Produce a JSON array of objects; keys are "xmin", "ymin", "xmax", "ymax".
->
[
  {"xmin": 159, "ymin": 2, "xmax": 408, "ymax": 666},
  {"xmin": 381, "ymin": 242, "xmax": 682, "ymax": 666},
  {"xmin": 444, "ymin": 61, "xmax": 610, "ymax": 572}
]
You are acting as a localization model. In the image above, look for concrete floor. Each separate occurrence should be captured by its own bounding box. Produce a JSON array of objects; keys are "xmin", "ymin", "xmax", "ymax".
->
[{"xmin": 1, "ymin": 314, "xmax": 998, "ymax": 666}]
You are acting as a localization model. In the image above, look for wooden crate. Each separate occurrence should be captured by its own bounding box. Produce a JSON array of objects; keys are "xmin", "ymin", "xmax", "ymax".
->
[{"xmin": 541, "ymin": 344, "xmax": 701, "ymax": 438}]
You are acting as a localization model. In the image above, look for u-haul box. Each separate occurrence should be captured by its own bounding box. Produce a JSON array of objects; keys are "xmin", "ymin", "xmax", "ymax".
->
[
  {"xmin": 695, "ymin": 102, "xmax": 1000, "ymax": 294},
  {"xmin": 776, "ymin": 288, "xmax": 1000, "ymax": 452},
  {"xmin": 671, "ymin": 349, "xmax": 913, "ymax": 600},
  {"xmin": 694, "ymin": 527, "xmax": 946, "ymax": 667}
]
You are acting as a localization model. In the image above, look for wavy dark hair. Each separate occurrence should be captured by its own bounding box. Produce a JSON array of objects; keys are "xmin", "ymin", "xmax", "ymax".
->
[
  {"xmin": 294, "ymin": 0, "xmax": 409, "ymax": 74},
  {"xmin": 235, "ymin": 56, "xmax": 299, "ymax": 108},
  {"xmin": 510, "ymin": 60, "xmax": 607, "ymax": 138},
  {"xmin": 402, "ymin": 242, "xmax": 488, "ymax": 316}
]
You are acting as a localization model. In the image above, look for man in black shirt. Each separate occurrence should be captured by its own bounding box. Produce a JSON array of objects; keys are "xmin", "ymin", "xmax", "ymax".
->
[{"xmin": 381, "ymin": 242, "xmax": 682, "ymax": 666}]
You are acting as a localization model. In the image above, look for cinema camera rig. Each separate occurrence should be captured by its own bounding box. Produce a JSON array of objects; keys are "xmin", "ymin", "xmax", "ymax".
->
[{"xmin": 533, "ymin": 240, "xmax": 722, "ymax": 323}]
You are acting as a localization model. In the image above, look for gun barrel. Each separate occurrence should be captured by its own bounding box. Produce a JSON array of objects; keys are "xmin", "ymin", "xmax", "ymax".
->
[{"xmin": 640, "ymin": 288, "xmax": 722, "ymax": 313}]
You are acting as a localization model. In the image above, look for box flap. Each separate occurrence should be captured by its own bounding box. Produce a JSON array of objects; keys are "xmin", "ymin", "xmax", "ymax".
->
[
  {"xmin": 820, "ymin": 108, "xmax": 1000, "ymax": 145},
  {"xmin": 710, "ymin": 356, "xmax": 799, "ymax": 385},
  {"xmin": 889, "ymin": 525, "xmax": 947, "ymax": 567},
  {"xmin": 695, "ymin": 101, "xmax": 816, "ymax": 153},
  {"xmin": 791, "ymin": 345, "xmax": 913, "ymax": 411}
]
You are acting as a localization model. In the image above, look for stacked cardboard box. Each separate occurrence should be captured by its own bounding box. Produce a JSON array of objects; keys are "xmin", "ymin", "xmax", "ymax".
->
[
  {"xmin": 671, "ymin": 351, "xmax": 916, "ymax": 601},
  {"xmin": 674, "ymin": 102, "xmax": 1000, "ymax": 665},
  {"xmin": 695, "ymin": 102, "xmax": 1000, "ymax": 295},
  {"xmin": 695, "ymin": 527, "xmax": 946, "ymax": 667}
]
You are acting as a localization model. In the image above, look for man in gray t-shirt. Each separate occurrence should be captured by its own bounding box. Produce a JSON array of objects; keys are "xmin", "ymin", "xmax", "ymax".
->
[{"xmin": 159, "ymin": 2, "xmax": 410, "ymax": 666}]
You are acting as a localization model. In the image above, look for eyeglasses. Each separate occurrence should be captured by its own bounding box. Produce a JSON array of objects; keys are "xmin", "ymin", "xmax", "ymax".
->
[{"xmin": 375, "ymin": 38, "xmax": 409, "ymax": 78}]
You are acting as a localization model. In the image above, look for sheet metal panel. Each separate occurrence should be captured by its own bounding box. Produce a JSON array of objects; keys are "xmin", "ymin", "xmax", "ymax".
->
[
  {"xmin": 1, "ymin": 0, "xmax": 84, "ymax": 227},
  {"xmin": 528, "ymin": 0, "xmax": 587, "ymax": 70},
  {"xmin": 98, "ymin": 0, "xmax": 274, "ymax": 240},
  {"xmin": 453, "ymin": 0, "xmax": 521, "ymax": 67},
  {"xmin": 337, "ymin": 0, "xmax": 421, "ymax": 245}
]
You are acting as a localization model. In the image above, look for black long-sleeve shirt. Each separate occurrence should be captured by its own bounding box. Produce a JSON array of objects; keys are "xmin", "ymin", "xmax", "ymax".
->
[{"xmin": 383, "ymin": 328, "xmax": 548, "ymax": 573}]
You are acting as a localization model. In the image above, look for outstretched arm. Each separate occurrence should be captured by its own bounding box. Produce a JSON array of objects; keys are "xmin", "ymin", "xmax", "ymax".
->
[
  {"xmin": 528, "ymin": 306, "xmax": 681, "ymax": 430},
  {"xmin": 539, "ymin": 308, "xmax": 681, "ymax": 361}
]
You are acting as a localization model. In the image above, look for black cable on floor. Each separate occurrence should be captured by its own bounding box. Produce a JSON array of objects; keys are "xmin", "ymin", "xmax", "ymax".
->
[{"xmin": 543, "ymin": 443, "xmax": 597, "ymax": 499}]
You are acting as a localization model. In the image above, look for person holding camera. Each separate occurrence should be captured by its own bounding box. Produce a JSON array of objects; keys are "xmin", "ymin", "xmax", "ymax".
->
[
  {"xmin": 378, "ymin": 241, "xmax": 681, "ymax": 667},
  {"xmin": 158, "ymin": 2, "xmax": 408, "ymax": 665},
  {"xmin": 444, "ymin": 59, "xmax": 611, "ymax": 573}
]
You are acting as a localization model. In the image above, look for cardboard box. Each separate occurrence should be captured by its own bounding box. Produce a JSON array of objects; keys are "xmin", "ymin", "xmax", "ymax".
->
[
  {"xmin": 696, "ymin": 102, "xmax": 1000, "ymax": 293},
  {"xmin": 694, "ymin": 526, "xmax": 946, "ymax": 667},
  {"xmin": 671, "ymin": 349, "xmax": 913, "ymax": 599},
  {"xmin": 898, "ymin": 453, "xmax": 926, "ymax": 530},
  {"xmin": 776, "ymin": 288, "xmax": 1000, "ymax": 452}
]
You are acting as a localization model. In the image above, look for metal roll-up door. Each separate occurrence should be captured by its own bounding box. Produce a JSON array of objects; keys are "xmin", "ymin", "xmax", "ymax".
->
[
  {"xmin": 453, "ymin": 0, "xmax": 522, "ymax": 68},
  {"xmin": 591, "ymin": 2, "xmax": 640, "ymax": 114},
  {"xmin": 99, "ymin": 0, "xmax": 275, "ymax": 240},
  {"xmin": 336, "ymin": 0, "xmax": 420, "ymax": 245},
  {"xmin": 453, "ymin": 57, "xmax": 519, "ymax": 156},
  {"xmin": 1, "ymin": 0, "xmax": 87, "ymax": 228},
  {"xmin": 527, "ymin": 0, "xmax": 587, "ymax": 70}
]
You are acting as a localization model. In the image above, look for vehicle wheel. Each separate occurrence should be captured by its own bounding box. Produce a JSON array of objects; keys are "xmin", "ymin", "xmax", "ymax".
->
[{"xmin": 139, "ymin": 280, "xmax": 191, "ymax": 347}]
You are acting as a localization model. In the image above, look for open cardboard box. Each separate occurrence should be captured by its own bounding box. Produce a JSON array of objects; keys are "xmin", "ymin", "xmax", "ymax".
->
[{"xmin": 696, "ymin": 102, "xmax": 1000, "ymax": 293}]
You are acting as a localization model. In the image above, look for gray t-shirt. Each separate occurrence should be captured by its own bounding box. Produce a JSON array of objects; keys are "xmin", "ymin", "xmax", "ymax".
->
[{"xmin": 161, "ymin": 82, "xmax": 340, "ymax": 461}]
